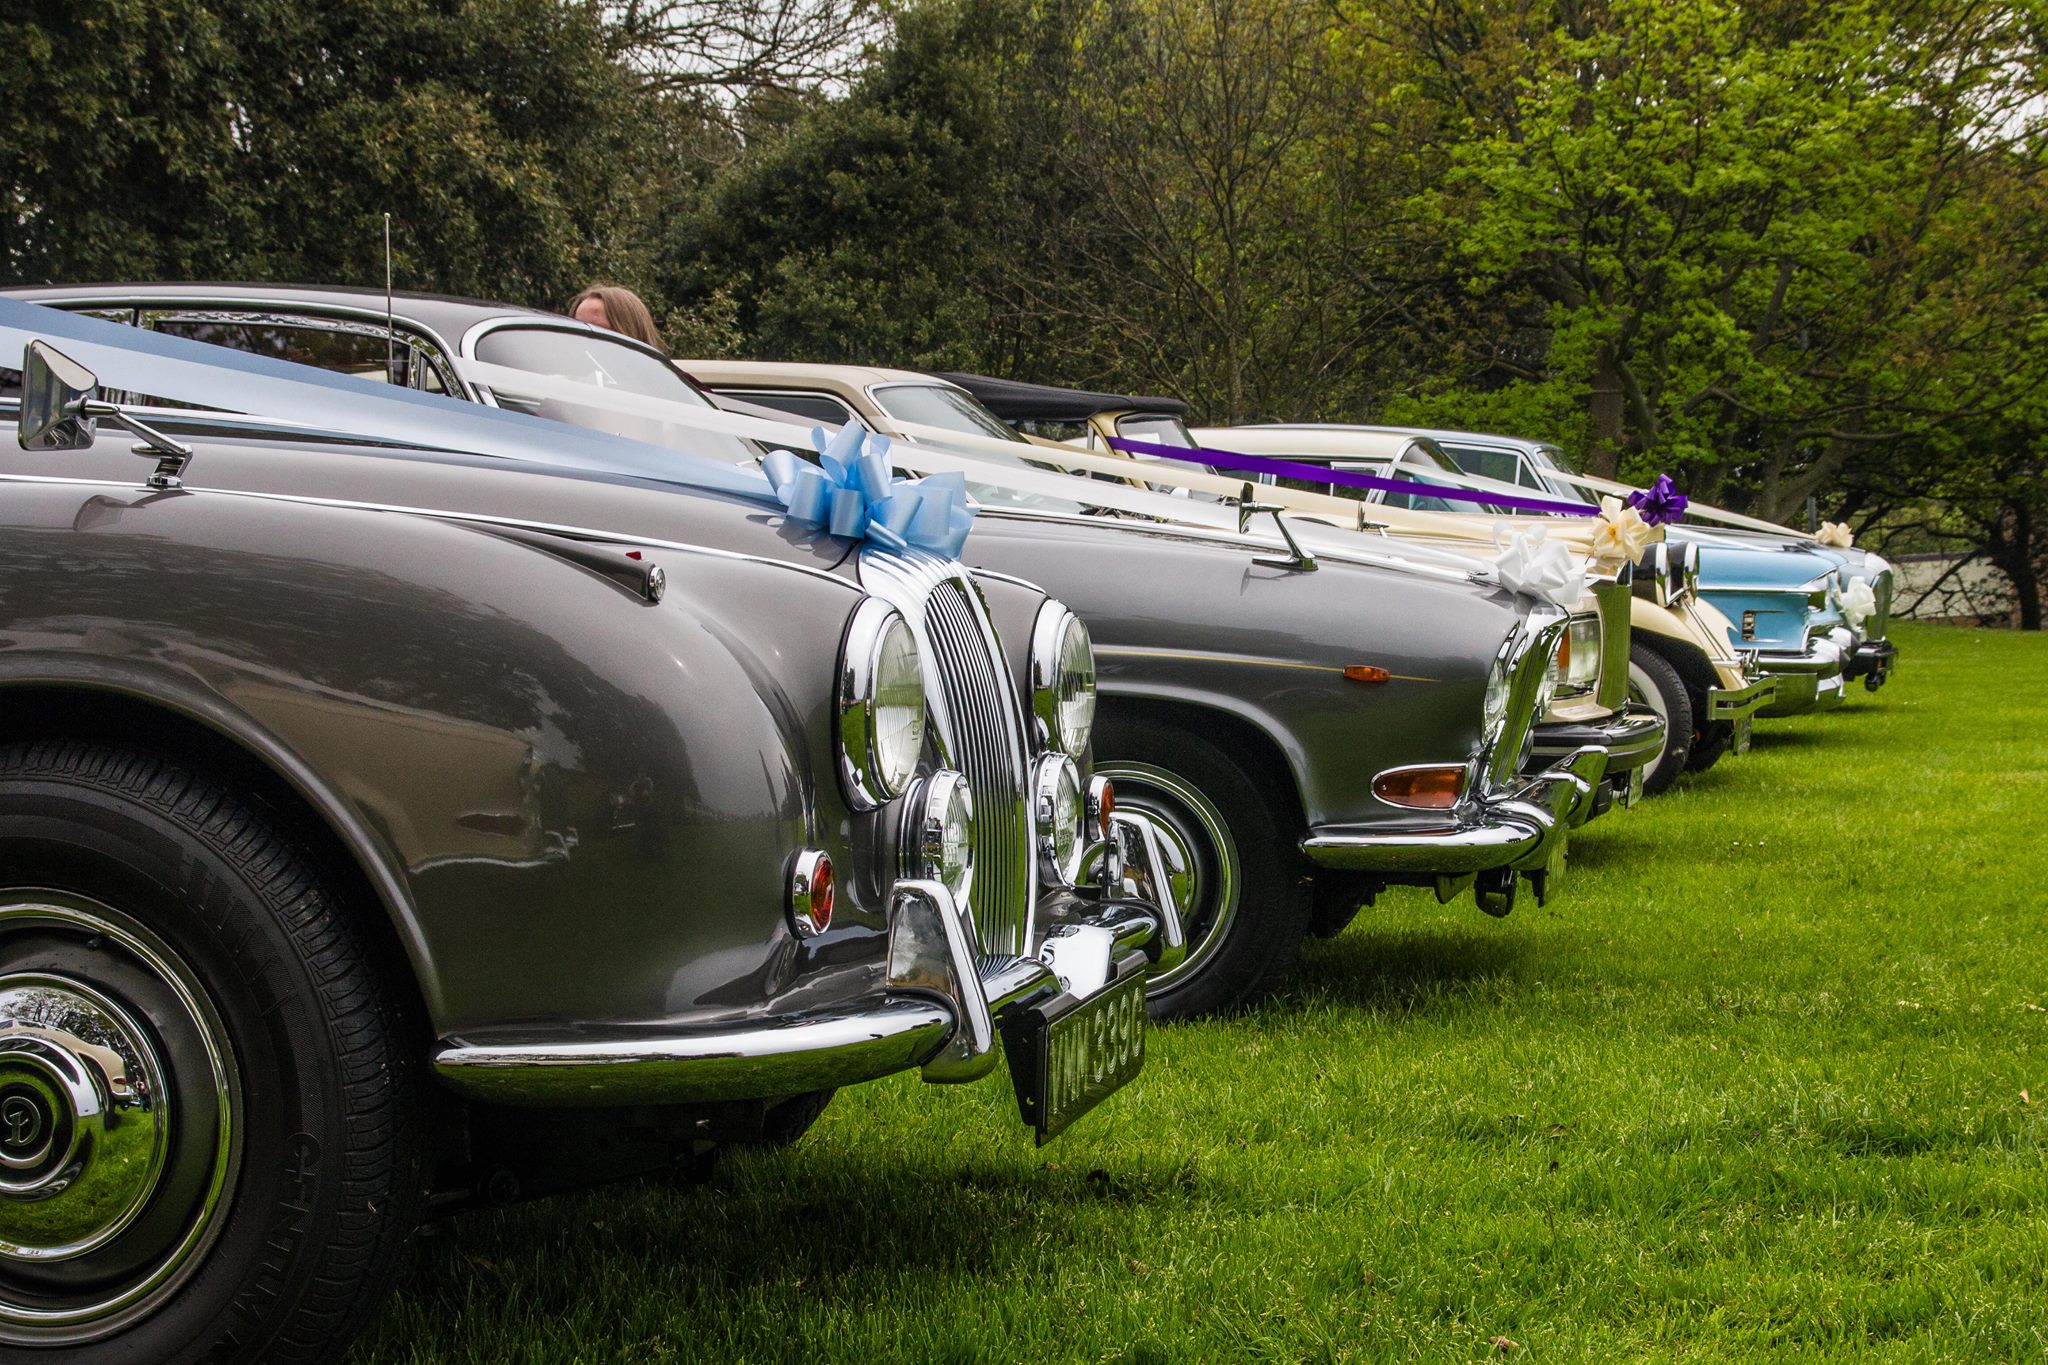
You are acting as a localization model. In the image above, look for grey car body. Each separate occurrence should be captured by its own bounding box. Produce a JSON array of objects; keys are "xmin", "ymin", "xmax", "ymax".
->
[{"xmin": 0, "ymin": 296, "xmax": 1170, "ymax": 1359}]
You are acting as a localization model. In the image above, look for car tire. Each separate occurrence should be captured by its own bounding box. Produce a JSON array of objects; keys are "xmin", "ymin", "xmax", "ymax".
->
[
  {"xmin": 0, "ymin": 741, "xmax": 425, "ymax": 1364},
  {"xmin": 1093, "ymin": 717, "xmax": 1311, "ymax": 1020},
  {"xmin": 1627, "ymin": 645, "xmax": 1696, "ymax": 796}
]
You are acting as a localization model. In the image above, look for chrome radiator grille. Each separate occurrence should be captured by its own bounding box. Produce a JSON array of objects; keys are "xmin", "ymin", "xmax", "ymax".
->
[{"xmin": 923, "ymin": 578, "xmax": 1033, "ymax": 956}]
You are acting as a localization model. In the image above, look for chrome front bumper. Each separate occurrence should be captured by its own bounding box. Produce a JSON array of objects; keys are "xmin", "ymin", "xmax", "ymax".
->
[
  {"xmin": 1753, "ymin": 638, "xmax": 1848, "ymax": 717},
  {"xmin": 431, "ymin": 881, "xmax": 1180, "ymax": 1107},
  {"xmin": 1299, "ymin": 745, "xmax": 1606, "ymax": 880}
]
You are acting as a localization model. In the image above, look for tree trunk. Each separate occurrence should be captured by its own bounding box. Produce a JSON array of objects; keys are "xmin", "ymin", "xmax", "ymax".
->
[{"xmin": 1585, "ymin": 345, "xmax": 1625, "ymax": 478}]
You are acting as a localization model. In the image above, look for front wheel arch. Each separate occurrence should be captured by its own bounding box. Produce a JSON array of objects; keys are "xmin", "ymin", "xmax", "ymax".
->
[{"xmin": 0, "ymin": 684, "xmax": 434, "ymax": 1047}]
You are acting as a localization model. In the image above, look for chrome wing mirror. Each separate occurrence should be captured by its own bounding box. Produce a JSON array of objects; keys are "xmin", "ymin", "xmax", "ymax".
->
[
  {"xmin": 17, "ymin": 340, "xmax": 193, "ymax": 489},
  {"xmin": 1235, "ymin": 481, "xmax": 1316, "ymax": 572}
]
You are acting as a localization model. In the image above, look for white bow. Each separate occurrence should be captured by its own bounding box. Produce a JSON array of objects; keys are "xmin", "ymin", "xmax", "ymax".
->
[
  {"xmin": 1590, "ymin": 497, "xmax": 1654, "ymax": 566},
  {"xmin": 1817, "ymin": 521, "xmax": 1855, "ymax": 548},
  {"xmin": 1492, "ymin": 525, "xmax": 1588, "ymax": 608},
  {"xmin": 1836, "ymin": 576, "xmax": 1878, "ymax": 632}
]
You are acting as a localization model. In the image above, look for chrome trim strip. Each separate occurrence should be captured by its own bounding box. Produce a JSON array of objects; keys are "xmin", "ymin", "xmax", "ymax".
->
[{"xmin": 0, "ymin": 472, "xmax": 857, "ymax": 592}]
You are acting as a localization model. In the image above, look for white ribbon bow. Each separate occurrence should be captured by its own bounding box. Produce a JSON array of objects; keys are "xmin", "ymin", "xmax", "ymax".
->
[
  {"xmin": 1817, "ymin": 521, "xmax": 1855, "ymax": 548},
  {"xmin": 1491, "ymin": 525, "xmax": 1588, "ymax": 608},
  {"xmin": 1836, "ymin": 576, "xmax": 1878, "ymax": 632},
  {"xmin": 1590, "ymin": 496, "xmax": 1654, "ymax": 566}
]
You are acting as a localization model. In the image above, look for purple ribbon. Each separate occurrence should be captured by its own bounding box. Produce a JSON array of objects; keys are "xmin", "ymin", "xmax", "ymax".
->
[
  {"xmin": 1104, "ymin": 435, "xmax": 1604, "ymax": 517},
  {"xmin": 1624, "ymin": 473, "xmax": 1689, "ymax": 526}
]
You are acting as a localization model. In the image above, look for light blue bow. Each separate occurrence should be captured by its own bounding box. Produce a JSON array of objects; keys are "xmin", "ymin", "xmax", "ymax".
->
[{"xmin": 761, "ymin": 424, "xmax": 975, "ymax": 558}]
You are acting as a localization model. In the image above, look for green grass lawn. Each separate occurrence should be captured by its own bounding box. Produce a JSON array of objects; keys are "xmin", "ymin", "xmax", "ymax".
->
[{"xmin": 353, "ymin": 622, "xmax": 2048, "ymax": 1362}]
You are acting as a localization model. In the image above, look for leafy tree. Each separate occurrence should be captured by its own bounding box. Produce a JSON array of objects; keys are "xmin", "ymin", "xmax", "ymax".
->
[{"xmin": 1355, "ymin": 0, "xmax": 2048, "ymax": 520}]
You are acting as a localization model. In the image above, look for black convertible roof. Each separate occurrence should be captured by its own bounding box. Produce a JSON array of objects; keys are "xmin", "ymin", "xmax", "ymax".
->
[{"xmin": 936, "ymin": 372, "xmax": 1189, "ymax": 422}]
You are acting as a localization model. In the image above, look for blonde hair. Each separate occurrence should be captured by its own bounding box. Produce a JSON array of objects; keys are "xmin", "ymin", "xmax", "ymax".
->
[{"xmin": 567, "ymin": 284, "xmax": 664, "ymax": 350}]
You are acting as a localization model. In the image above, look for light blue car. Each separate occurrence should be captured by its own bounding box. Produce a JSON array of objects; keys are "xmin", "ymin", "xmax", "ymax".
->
[
  {"xmin": 1235, "ymin": 424, "xmax": 1897, "ymax": 714},
  {"xmin": 1397, "ymin": 427, "xmax": 1897, "ymax": 705}
]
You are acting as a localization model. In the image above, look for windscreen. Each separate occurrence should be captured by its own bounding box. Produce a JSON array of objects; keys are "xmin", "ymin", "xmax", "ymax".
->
[
  {"xmin": 470, "ymin": 326, "xmax": 756, "ymax": 464},
  {"xmin": 873, "ymin": 384, "xmax": 1023, "ymax": 442}
]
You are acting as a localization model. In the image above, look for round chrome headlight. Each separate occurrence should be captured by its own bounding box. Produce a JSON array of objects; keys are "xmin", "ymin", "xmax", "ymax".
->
[
  {"xmin": 904, "ymin": 770, "xmax": 974, "ymax": 906},
  {"xmin": 1034, "ymin": 753, "xmax": 1085, "ymax": 884},
  {"xmin": 838, "ymin": 599, "xmax": 926, "ymax": 810},
  {"xmin": 1030, "ymin": 604, "xmax": 1097, "ymax": 760}
]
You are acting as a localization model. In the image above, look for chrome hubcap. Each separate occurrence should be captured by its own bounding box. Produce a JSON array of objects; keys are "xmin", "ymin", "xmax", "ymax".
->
[
  {"xmin": 0, "ymin": 893, "xmax": 237, "ymax": 1343},
  {"xmin": 1094, "ymin": 763, "xmax": 1238, "ymax": 996},
  {"xmin": 0, "ymin": 975, "xmax": 168, "ymax": 1261}
]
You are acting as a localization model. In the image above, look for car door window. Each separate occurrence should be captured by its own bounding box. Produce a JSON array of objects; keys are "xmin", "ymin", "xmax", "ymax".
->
[
  {"xmin": 716, "ymin": 389, "xmax": 857, "ymax": 427},
  {"xmin": 147, "ymin": 312, "xmax": 455, "ymax": 396}
]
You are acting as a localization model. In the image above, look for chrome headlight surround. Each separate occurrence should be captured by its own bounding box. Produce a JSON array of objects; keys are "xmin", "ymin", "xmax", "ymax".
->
[
  {"xmin": 901, "ymin": 769, "xmax": 975, "ymax": 907},
  {"xmin": 1029, "ymin": 603, "xmax": 1097, "ymax": 760},
  {"xmin": 1032, "ymin": 753, "xmax": 1085, "ymax": 885},
  {"xmin": 1632, "ymin": 540, "xmax": 1700, "ymax": 608},
  {"xmin": 837, "ymin": 598, "xmax": 927, "ymax": 811},
  {"xmin": 1481, "ymin": 606, "xmax": 1570, "ymax": 786},
  {"xmin": 1556, "ymin": 612, "xmax": 1602, "ymax": 699}
]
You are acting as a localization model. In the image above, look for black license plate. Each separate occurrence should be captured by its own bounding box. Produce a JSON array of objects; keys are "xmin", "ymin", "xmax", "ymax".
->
[{"xmin": 1004, "ymin": 961, "xmax": 1148, "ymax": 1145}]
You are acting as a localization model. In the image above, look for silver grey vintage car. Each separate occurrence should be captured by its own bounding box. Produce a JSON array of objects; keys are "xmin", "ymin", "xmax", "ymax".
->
[{"xmin": 0, "ymin": 297, "xmax": 1174, "ymax": 1363}]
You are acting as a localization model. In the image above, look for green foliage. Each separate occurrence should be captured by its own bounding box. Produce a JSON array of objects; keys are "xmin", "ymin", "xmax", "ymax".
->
[
  {"xmin": 0, "ymin": 0, "xmax": 707, "ymax": 307},
  {"xmin": 656, "ymin": 0, "xmax": 1022, "ymax": 367}
]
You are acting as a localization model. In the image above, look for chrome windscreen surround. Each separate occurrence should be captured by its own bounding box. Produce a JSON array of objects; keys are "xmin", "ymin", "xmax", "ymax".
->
[
  {"xmin": 860, "ymin": 548, "xmax": 1037, "ymax": 958},
  {"xmin": 1478, "ymin": 605, "xmax": 1570, "ymax": 789}
]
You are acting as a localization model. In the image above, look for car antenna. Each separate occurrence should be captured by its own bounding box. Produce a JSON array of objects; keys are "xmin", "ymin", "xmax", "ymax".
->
[{"xmin": 383, "ymin": 212, "xmax": 397, "ymax": 384}]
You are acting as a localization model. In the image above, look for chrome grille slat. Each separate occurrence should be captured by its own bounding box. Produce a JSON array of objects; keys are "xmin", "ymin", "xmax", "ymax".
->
[
  {"xmin": 858, "ymin": 547, "xmax": 1037, "ymax": 959},
  {"xmin": 925, "ymin": 579, "xmax": 1032, "ymax": 955}
]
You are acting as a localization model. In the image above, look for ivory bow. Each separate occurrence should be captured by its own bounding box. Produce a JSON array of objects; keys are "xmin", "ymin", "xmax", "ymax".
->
[
  {"xmin": 1590, "ymin": 497, "xmax": 1654, "ymax": 567},
  {"xmin": 1816, "ymin": 521, "xmax": 1855, "ymax": 548},
  {"xmin": 1492, "ymin": 525, "xmax": 1588, "ymax": 608},
  {"xmin": 1836, "ymin": 576, "xmax": 1878, "ymax": 632},
  {"xmin": 762, "ymin": 424, "xmax": 975, "ymax": 557}
]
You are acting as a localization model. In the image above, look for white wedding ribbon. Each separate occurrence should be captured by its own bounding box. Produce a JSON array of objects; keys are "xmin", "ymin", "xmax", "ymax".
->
[
  {"xmin": 453, "ymin": 357, "xmax": 1522, "ymax": 589},
  {"xmin": 1490, "ymin": 525, "xmax": 1587, "ymax": 608},
  {"xmin": 1817, "ymin": 521, "xmax": 1855, "ymax": 548}
]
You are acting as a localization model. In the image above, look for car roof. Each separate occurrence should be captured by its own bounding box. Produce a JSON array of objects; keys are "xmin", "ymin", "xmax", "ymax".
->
[
  {"xmin": 936, "ymin": 372, "xmax": 1188, "ymax": 422},
  {"xmin": 2, "ymin": 282, "xmax": 579, "ymax": 351},
  {"xmin": 679, "ymin": 358, "xmax": 952, "ymax": 391},
  {"xmin": 1190, "ymin": 426, "xmax": 1427, "ymax": 460},
  {"xmin": 1242, "ymin": 422, "xmax": 1560, "ymax": 454}
]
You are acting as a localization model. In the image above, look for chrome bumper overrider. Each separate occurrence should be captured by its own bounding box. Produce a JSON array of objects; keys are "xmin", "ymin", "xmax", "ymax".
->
[
  {"xmin": 1529, "ymin": 705, "xmax": 1666, "ymax": 775},
  {"xmin": 1529, "ymin": 706, "xmax": 1664, "ymax": 824},
  {"xmin": 1707, "ymin": 675, "xmax": 1777, "ymax": 723},
  {"xmin": 1299, "ymin": 746, "xmax": 1607, "ymax": 879},
  {"xmin": 431, "ymin": 880, "xmax": 1180, "ymax": 1107}
]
